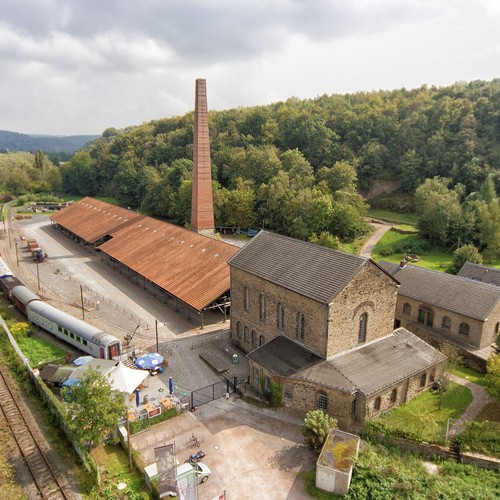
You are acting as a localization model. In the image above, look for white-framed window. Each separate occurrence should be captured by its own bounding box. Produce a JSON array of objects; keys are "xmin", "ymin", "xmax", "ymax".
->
[{"xmin": 442, "ymin": 316, "xmax": 451, "ymax": 329}]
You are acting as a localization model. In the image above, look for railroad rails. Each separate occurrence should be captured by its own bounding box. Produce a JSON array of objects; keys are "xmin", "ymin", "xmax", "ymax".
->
[{"xmin": 0, "ymin": 367, "xmax": 72, "ymax": 499}]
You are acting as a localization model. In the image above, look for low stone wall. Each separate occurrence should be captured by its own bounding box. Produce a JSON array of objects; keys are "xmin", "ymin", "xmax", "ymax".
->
[{"xmin": 369, "ymin": 433, "xmax": 499, "ymax": 469}]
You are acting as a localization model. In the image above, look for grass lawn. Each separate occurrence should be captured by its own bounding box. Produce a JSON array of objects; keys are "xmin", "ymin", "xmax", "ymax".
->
[
  {"xmin": 459, "ymin": 401, "xmax": 500, "ymax": 457},
  {"xmin": 367, "ymin": 209, "xmax": 418, "ymax": 226},
  {"xmin": 91, "ymin": 443, "xmax": 150, "ymax": 499},
  {"xmin": 14, "ymin": 334, "xmax": 67, "ymax": 366},
  {"xmin": 371, "ymin": 229, "xmax": 453, "ymax": 271},
  {"xmin": 375, "ymin": 382, "xmax": 472, "ymax": 444},
  {"xmin": 450, "ymin": 366, "xmax": 487, "ymax": 387}
]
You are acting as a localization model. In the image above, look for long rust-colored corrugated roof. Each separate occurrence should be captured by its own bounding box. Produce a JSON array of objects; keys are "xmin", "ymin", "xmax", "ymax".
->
[
  {"xmin": 51, "ymin": 197, "xmax": 144, "ymax": 244},
  {"xmin": 52, "ymin": 198, "xmax": 239, "ymax": 311}
]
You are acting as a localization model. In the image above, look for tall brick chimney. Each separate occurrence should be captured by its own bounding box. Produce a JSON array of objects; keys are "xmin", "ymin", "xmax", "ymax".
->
[{"xmin": 191, "ymin": 78, "xmax": 215, "ymax": 237}]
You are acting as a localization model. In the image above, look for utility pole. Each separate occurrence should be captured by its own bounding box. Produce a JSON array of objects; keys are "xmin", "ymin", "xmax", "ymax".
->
[
  {"xmin": 15, "ymin": 240, "xmax": 19, "ymax": 267},
  {"xmin": 36, "ymin": 260, "xmax": 40, "ymax": 290},
  {"xmin": 80, "ymin": 285, "xmax": 85, "ymax": 320},
  {"xmin": 155, "ymin": 319, "xmax": 159, "ymax": 353}
]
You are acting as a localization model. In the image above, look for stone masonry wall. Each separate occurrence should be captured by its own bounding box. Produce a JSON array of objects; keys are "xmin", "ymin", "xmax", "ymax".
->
[
  {"xmin": 327, "ymin": 262, "xmax": 398, "ymax": 356},
  {"xmin": 230, "ymin": 268, "xmax": 329, "ymax": 356},
  {"xmin": 394, "ymin": 294, "xmax": 499, "ymax": 350}
]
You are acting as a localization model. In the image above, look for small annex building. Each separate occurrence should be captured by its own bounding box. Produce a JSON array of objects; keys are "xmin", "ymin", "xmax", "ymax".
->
[
  {"xmin": 51, "ymin": 197, "xmax": 239, "ymax": 324},
  {"xmin": 379, "ymin": 260, "xmax": 500, "ymax": 371},
  {"xmin": 458, "ymin": 261, "xmax": 500, "ymax": 287},
  {"xmin": 228, "ymin": 231, "xmax": 446, "ymax": 427}
]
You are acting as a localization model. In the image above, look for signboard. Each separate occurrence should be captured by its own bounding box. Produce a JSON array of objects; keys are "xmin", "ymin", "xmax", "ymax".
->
[
  {"xmin": 148, "ymin": 407, "xmax": 161, "ymax": 418},
  {"xmin": 155, "ymin": 444, "xmax": 176, "ymax": 498}
]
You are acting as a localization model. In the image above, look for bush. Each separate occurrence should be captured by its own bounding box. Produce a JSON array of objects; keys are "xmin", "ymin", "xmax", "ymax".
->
[
  {"xmin": 379, "ymin": 247, "xmax": 394, "ymax": 257},
  {"xmin": 301, "ymin": 409, "xmax": 338, "ymax": 455}
]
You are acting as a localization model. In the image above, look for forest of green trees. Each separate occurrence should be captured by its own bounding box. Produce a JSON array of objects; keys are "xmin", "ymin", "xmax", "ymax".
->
[{"xmin": 2, "ymin": 79, "xmax": 500, "ymax": 257}]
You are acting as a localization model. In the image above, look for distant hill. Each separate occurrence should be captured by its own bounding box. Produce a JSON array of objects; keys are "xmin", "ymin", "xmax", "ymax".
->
[{"xmin": 0, "ymin": 130, "xmax": 99, "ymax": 154}]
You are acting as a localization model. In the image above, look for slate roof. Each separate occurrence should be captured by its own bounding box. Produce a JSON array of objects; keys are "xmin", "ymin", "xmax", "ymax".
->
[
  {"xmin": 379, "ymin": 260, "xmax": 500, "ymax": 321},
  {"xmin": 457, "ymin": 262, "xmax": 500, "ymax": 287},
  {"xmin": 326, "ymin": 328, "xmax": 446, "ymax": 396},
  {"xmin": 247, "ymin": 335, "xmax": 323, "ymax": 376},
  {"xmin": 51, "ymin": 197, "xmax": 144, "ymax": 244},
  {"xmin": 228, "ymin": 230, "xmax": 380, "ymax": 304},
  {"xmin": 249, "ymin": 329, "xmax": 445, "ymax": 397},
  {"xmin": 50, "ymin": 197, "xmax": 239, "ymax": 311}
]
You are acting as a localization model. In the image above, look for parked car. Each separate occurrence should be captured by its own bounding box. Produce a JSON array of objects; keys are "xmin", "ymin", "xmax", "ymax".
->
[
  {"xmin": 192, "ymin": 462, "xmax": 211, "ymax": 483},
  {"xmin": 175, "ymin": 462, "xmax": 211, "ymax": 484}
]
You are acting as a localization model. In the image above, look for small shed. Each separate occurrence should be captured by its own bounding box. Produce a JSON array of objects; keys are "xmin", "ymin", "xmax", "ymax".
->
[{"xmin": 316, "ymin": 429, "xmax": 360, "ymax": 496}]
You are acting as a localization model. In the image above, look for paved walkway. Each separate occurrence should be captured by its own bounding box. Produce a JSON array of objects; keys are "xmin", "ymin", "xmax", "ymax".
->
[
  {"xmin": 448, "ymin": 374, "xmax": 494, "ymax": 435},
  {"xmin": 360, "ymin": 222, "xmax": 392, "ymax": 258}
]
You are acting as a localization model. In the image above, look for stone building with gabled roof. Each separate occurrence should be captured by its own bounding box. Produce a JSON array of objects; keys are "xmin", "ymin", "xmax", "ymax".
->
[
  {"xmin": 379, "ymin": 260, "xmax": 500, "ymax": 371},
  {"xmin": 458, "ymin": 261, "xmax": 500, "ymax": 287},
  {"xmin": 228, "ymin": 231, "xmax": 446, "ymax": 427}
]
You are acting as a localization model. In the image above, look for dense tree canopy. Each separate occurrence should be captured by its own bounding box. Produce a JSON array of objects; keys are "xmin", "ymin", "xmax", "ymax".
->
[{"xmin": 41, "ymin": 79, "xmax": 500, "ymax": 243}]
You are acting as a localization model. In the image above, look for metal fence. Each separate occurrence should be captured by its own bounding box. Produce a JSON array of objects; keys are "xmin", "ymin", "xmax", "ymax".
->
[{"xmin": 190, "ymin": 377, "xmax": 237, "ymax": 408}]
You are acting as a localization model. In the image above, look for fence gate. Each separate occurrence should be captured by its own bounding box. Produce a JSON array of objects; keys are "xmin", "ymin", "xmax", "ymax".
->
[{"xmin": 191, "ymin": 377, "xmax": 237, "ymax": 408}]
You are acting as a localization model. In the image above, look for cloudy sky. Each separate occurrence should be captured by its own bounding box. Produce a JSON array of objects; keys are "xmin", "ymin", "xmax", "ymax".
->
[{"xmin": 1, "ymin": 0, "xmax": 499, "ymax": 136}]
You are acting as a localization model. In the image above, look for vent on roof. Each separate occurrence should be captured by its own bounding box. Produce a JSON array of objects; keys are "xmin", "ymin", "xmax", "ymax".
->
[
  {"xmin": 180, "ymin": 240, "xmax": 184, "ymax": 244},
  {"xmin": 189, "ymin": 244, "xmax": 194, "ymax": 248},
  {"xmin": 201, "ymin": 248, "xmax": 207, "ymax": 252}
]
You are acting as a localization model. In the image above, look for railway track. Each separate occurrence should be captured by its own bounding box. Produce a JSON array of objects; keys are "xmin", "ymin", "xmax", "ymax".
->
[{"xmin": 0, "ymin": 366, "xmax": 72, "ymax": 499}]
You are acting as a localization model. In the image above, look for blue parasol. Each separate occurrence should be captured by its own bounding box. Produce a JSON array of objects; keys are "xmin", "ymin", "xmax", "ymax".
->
[
  {"xmin": 169, "ymin": 376, "xmax": 173, "ymax": 395},
  {"xmin": 134, "ymin": 352, "xmax": 163, "ymax": 370}
]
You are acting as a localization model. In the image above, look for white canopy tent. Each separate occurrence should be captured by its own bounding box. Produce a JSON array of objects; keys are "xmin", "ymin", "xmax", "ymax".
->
[{"xmin": 108, "ymin": 361, "xmax": 149, "ymax": 395}]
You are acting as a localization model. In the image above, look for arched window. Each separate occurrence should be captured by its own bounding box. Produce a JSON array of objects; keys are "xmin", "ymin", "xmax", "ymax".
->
[
  {"xmin": 495, "ymin": 322, "xmax": 500, "ymax": 334},
  {"xmin": 442, "ymin": 316, "xmax": 451, "ymax": 329},
  {"xmin": 459, "ymin": 323, "xmax": 470, "ymax": 336},
  {"xmin": 244, "ymin": 286, "xmax": 250, "ymax": 312},
  {"xmin": 259, "ymin": 335, "xmax": 265, "ymax": 346},
  {"xmin": 390, "ymin": 389, "xmax": 397, "ymax": 404},
  {"xmin": 358, "ymin": 312, "xmax": 368, "ymax": 344},
  {"xmin": 277, "ymin": 303, "xmax": 285, "ymax": 329},
  {"xmin": 259, "ymin": 293, "xmax": 266, "ymax": 321},
  {"xmin": 244, "ymin": 326, "xmax": 249, "ymax": 342},
  {"xmin": 297, "ymin": 312, "xmax": 305, "ymax": 342},
  {"xmin": 251, "ymin": 330, "xmax": 257, "ymax": 347},
  {"xmin": 374, "ymin": 397, "xmax": 381, "ymax": 412},
  {"xmin": 237, "ymin": 321, "xmax": 242, "ymax": 338},
  {"xmin": 317, "ymin": 391, "xmax": 328, "ymax": 411},
  {"xmin": 403, "ymin": 302, "xmax": 411, "ymax": 315},
  {"xmin": 420, "ymin": 373, "xmax": 427, "ymax": 387}
]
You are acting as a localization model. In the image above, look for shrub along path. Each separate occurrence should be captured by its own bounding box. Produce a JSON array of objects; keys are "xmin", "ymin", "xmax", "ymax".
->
[{"xmin": 448, "ymin": 374, "xmax": 494, "ymax": 436}]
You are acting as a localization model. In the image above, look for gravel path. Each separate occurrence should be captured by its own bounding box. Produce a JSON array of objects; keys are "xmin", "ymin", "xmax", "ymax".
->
[
  {"xmin": 360, "ymin": 222, "xmax": 392, "ymax": 258},
  {"xmin": 448, "ymin": 374, "xmax": 494, "ymax": 435}
]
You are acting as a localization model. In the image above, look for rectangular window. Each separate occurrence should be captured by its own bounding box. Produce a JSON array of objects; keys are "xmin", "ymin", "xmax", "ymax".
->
[
  {"xmin": 76, "ymin": 336, "xmax": 81, "ymax": 343},
  {"xmin": 82, "ymin": 339, "xmax": 88, "ymax": 346},
  {"xmin": 70, "ymin": 332, "xmax": 75, "ymax": 339},
  {"xmin": 58, "ymin": 325, "xmax": 63, "ymax": 333},
  {"xmin": 64, "ymin": 329, "xmax": 69, "ymax": 336},
  {"xmin": 284, "ymin": 384, "xmax": 293, "ymax": 401}
]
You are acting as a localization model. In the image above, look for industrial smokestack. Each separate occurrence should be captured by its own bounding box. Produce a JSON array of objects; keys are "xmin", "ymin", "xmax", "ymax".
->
[{"xmin": 191, "ymin": 78, "xmax": 215, "ymax": 237}]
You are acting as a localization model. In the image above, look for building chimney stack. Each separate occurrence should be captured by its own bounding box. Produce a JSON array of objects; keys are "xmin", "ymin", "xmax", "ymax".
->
[{"xmin": 191, "ymin": 78, "xmax": 215, "ymax": 237}]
